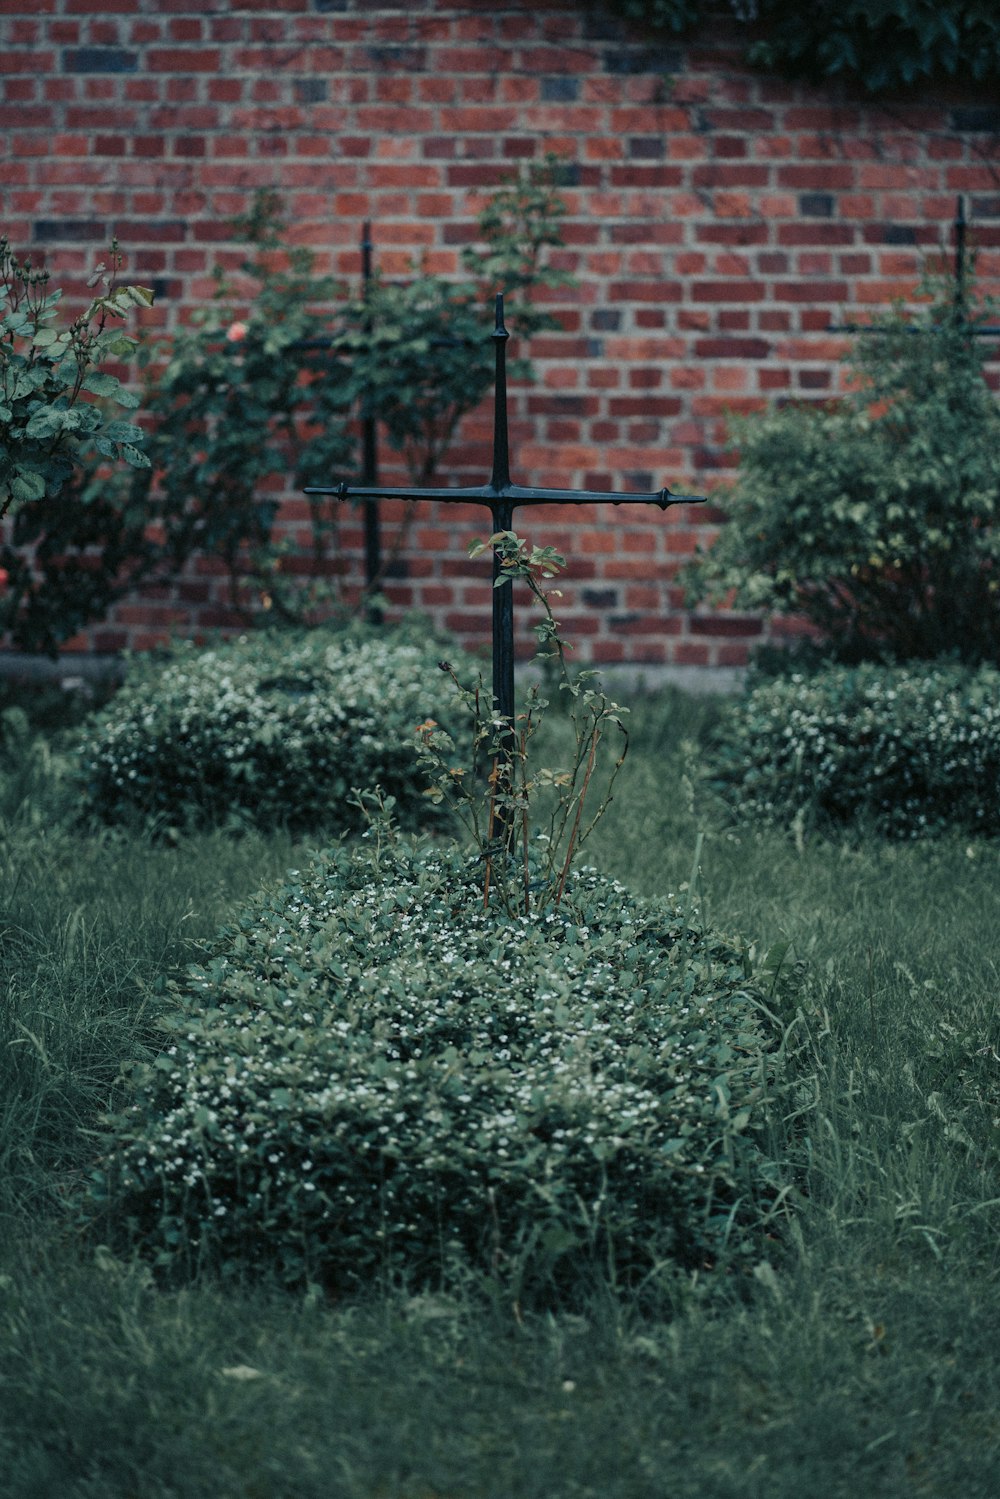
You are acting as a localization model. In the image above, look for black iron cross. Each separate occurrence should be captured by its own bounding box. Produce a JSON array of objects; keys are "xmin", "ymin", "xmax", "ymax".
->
[{"xmin": 305, "ymin": 293, "xmax": 704, "ymax": 842}]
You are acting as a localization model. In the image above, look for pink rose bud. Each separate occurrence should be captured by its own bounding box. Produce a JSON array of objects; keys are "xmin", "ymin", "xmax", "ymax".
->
[{"xmin": 226, "ymin": 321, "xmax": 247, "ymax": 343}]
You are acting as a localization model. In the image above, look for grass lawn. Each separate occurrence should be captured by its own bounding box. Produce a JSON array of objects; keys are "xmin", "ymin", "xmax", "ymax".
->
[{"xmin": 1, "ymin": 686, "xmax": 997, "ymax": 1498}]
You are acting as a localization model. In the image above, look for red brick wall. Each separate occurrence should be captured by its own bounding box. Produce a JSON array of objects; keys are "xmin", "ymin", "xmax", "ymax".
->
[{"xmin": 3, "ymin": 0, "xmax": 1000, "ymax": 672}]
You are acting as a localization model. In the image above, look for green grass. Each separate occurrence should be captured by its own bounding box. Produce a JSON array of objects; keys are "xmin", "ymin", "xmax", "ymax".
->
[{"xmin": 1, "ymin": 686, "xmax": 998, "ymax": 1497}]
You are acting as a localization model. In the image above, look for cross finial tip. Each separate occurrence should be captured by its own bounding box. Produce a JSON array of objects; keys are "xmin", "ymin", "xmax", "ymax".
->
[{"xmin": 493, "ymin": 292, "xmax": 509, "ymax": 340}]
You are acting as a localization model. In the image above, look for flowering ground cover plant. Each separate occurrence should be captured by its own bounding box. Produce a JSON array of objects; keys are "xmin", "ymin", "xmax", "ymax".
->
[
  {"xmin": 94, "ymin": 832, "xmax": 789, "ymax": 1305},
  {"xmin": 710, "ymin": 660, "xmax": 1000, "ymax": 839},
  {"xmin": 78, "ymin": 625, "xmax": 473, "ymax": 835}
]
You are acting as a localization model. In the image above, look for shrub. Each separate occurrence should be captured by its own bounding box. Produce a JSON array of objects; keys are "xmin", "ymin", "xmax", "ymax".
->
[
  {"xmin": 2, "ymin": 164, "xmax": 572, "ymax": 654},
  {"xmin": 0, "ymin": 235, "xmax": 150, "ymax": 520},
  {"xmin": 710, "ymin": 660, "xmax": 1000, "ymax": 839},
  {"xmin": 77, "ymin": 625, "xmax": 473, "ymax": 835},
  {"xmin": 93, "ymin": 835, "xmax": 788, "ymax": 1304},
  {"xmin": 745, "ymin": 1, "xmax": 1000, "ymax": 95},
  {"xmin": 121, "ymin": 192, "xmax": 356, "ymax": 624},
  {"xmin": 685, "ymin": 281, "xmax": 1000, "ymax": 665},
  {"xmin": 0, "ymin": 238, "xmax": 154, "ymax": 653},
  {"xmin": 596, "ymin": 2, "xmax": 1000, "ymax": 95}
]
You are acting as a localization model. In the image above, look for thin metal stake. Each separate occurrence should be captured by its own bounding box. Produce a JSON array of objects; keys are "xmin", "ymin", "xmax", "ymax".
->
[{"xmin": 360, "ymin": 222, "xmax": 383, "ymax": 621}]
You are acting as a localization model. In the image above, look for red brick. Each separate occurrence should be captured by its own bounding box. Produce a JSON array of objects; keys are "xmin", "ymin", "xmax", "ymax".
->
[
  {"xmin": 852, "ymin": 279, "xmax": 922, "ymax": 304},
  {"xmin": 715, "ymin": 642, "xmax": 753, "ymax": 667},
  {"xmin": 694, "ymin": 224, "xmax": 770, "ymax": 248},
  {"xmin": 672, "ymin": 642, "xmax": 711, "ymax": 666},
  {"xmin": 146, "ymin": 48, "xmax": 222, "ymax": 73},
  {"xmin": 712, "ymin": 193, "xmax": 755, "ymax": 218},
  {"xmin": 591, "ymin": 641, "xmax": 627, "ymax": 664},
  {"xmin": 779, "ymin": 166, "xmax": 857, "ymax": 191},
  {"xmin": 857, "ymin": 165, "xmax": 923, "ymax": 191},
  {"xmin": 691, "ymin": 164, "xmax": 770, "ymax": 190},
  {"xmin": 692, "ymin": 280, "xmax": 767, "ymax": 302}
]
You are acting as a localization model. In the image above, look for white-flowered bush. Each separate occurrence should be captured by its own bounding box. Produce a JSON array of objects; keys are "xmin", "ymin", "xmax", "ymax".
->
[
  {"xmin": 711, "ymin": 660, "xmax": 1000, "ymax": 839},
  {"xmin": 94, "ymin": 836, "xmax": 790, "ymax": 1304},
  {"xmin": 78, "ymin": 626, "xmax": 474, "ymax": 834}
]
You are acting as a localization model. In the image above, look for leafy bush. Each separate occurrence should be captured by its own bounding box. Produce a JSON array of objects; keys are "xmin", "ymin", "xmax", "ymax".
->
[
  {"xmin": 2, "ymin": 163, "xmax": 571, "ymax": 653},
  {"xmin": 686, "ymin": 284, "xmax": 1000, "ymax": 664},
  {"xmin": 600, "ymin": 2, "xmax": 1000, "ymax": 94},
  {"xmin": 94, "ymin": 835, "xmax": 788, "ymax": 1303},
  {"xmin": 77, "ymin": 626, "xmax": 473, "ymax": 835},
  {"xmin": 123, "ymin": 192, "xmax": 357, "ymax": 622},
  {"xmin": 745, "ymin": 0, "xmax": 1000, "ymax": 95},
  {"xmin": 0, "ymin": 235, "xmax": 150, "ymax": 520},
  {"xmin": 0, "ymin": 476, "xmax": 160, "ymax": 655},
  {"xmin": 710, "ymin": 660, "xmax": 1000, "ymax": 839},
  {"xmin": 0, "ymin": 236, "xmax": 153, "ymax": 652}
]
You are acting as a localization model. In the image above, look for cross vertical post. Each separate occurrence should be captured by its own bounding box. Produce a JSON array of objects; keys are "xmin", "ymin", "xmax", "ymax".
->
[
  {"xmin": 306, "ymin": 294, "xmax": 705, "ymax": 849},
  {"xmin": 954, "ymin": 195, "xmax": 967, "ymax": 315},
  {"xmin": 359, "ymin": 222, "xmax": 383, "ymax": 622},
  {"xmin": 489, "ymin": 300, "xmax": 515, "ymax": 763}
]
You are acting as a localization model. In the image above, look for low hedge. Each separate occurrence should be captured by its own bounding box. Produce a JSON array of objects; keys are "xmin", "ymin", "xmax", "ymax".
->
[
  {"xmin": 77, "ymin": 626, "xmax": 472, "ymax": 835},
  {"xmin": 94, "ymin": 837, "xmax": 789, "ymax": 1305},
  {"xmin": 711, "ymin": 660, "xmax": 1000, "ymax": 839}
]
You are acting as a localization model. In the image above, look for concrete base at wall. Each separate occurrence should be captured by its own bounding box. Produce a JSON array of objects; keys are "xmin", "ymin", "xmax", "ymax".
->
[
  {"xmin": 0, "ymin": 651, "xmax": 744, "ymax": 702},
  {"xmin": 584, "ymin": 663, "xmax": 746, "ymax": 697},
  {"xmin": 0, "ymin": 652, "xmax": 126, "ymax": 698}
]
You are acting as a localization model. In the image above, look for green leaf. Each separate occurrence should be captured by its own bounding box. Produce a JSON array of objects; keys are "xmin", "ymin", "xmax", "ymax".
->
[
  {"xmin": 82, "ymin": 370, "xmax": 125, "ymax": 398},
  {"xmin": 102, "ymin": 419, "xmax": 145, "ymax": 444},
  {"xmin": 24, "ymin": 409, "xmax": 65, "ymax": 439},
  {"xmin": 8, "ymin": 469, "xmax": 46, "ymax": 503}
]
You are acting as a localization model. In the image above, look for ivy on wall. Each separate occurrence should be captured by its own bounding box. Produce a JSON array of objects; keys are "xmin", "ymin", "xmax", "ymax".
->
[{"xmin": 601, "ymin": 1, "xmax": 1000, "ymax": 94}]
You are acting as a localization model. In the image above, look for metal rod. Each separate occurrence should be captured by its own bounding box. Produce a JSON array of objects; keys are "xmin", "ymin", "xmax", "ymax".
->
[
  {"xmin": 487, "ymin": 297, "xmax": 517, "ymax": 848},
  {"xmin": 490, "ymin": 493, "xmax": 516, "ymax": 851},
  {"xmin": 490, "ymin": 294, "xmax": 512, "ymax": 494},
  {"xmin": 360, "ymin": 221, "xmax": 383, "ymax": 622},
  {"xmin": 830, "ymin": 198, "xmax": 1000, "ymax": 340}
]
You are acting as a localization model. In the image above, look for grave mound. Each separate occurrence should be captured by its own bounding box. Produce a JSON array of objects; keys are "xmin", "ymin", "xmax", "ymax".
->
[{"xmin": 95, "ymin": 836, "xmax": 791, "ymax": 1306}]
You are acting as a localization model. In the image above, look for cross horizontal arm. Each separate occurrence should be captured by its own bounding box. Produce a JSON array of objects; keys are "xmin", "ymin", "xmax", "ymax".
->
[
  {"xmin": 304, "ymin": 480, "xmax": 705, "ymax": 511},
  {"xmin": 304, "ymin": 481, "xmax": 495, "ymax": 505}
]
